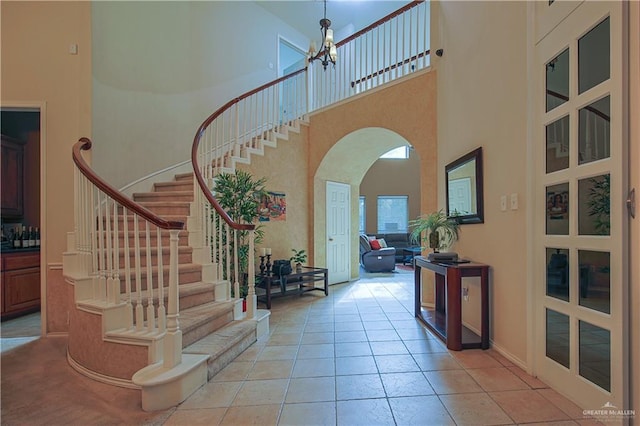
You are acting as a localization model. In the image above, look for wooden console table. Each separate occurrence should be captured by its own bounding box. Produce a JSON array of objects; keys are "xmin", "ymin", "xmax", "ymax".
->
[
  {"xmin": 414, "ymin": 256, "xmax": 490, "ymax": 351},
  {"xmin": 258, "ymin": 266, "xmax": 328, "ymax": 309}
]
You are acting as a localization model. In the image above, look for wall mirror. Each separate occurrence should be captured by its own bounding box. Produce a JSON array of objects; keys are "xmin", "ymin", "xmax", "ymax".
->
[{"xmin": 445, "ymin": 147, "xmax": 484, "ymax": 224}]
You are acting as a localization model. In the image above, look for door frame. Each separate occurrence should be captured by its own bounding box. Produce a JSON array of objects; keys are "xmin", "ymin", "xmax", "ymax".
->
[
  {"xmin": 1, "ymin": 101, "xmax": 47, "ymax": 336},
  {"xmin": 526, "ymin": 1, "xmax": 630, "ymax": 412}
]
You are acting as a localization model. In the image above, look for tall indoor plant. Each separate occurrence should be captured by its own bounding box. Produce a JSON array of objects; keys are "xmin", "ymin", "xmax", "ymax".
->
[
  {"xmin": 213, "ymin": 170, "xmax": 267, "ymax": 296},
  {"xmin": 409, "ymin": 209, "xmax": 460, "ymax": 252}
]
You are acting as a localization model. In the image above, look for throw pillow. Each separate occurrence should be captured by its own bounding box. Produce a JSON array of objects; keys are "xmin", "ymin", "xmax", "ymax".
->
[
  {"xmin": 370, "ymin": 239, "xmax": 382, "ymax": 250},
  {"xmin": 378, "ymin": 238, "xmax": 388, "ymax": 248}
]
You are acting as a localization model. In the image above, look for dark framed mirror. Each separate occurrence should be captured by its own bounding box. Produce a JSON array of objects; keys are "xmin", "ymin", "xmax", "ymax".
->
[{"xmin": 445, "ymin": 147, "xmax": 484, "ymax": 224}]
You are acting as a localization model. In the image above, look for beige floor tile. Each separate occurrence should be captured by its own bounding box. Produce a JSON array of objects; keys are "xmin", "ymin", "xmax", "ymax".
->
[
  {"xmin": 361, "ymin": 313, "xmax": 388, "ymax": 322},
  {"xmin": 466, "ymin": 367, "xmax": 530, "ymax": 392},
  {"xmin": 369, "ymin": 340, "xmax": 409, "ymax": 356},
  {"xmin": 297, "ymin": 343, "xmax": 335, "ymax": 359},
  {"xmin": 220, "ymin": 404, "xmax": 281, "ymax": 425},
  {"xmin": 362, "ymin": 320, "xmax": 394, "ymax": 330},
  {"xmin": 258, "ymin": 345, "xmax": 299, "ymax": 361},
  {"xmin": 365, "ymin": 329, "xmax": 401, "ymax": 342},
  {"xmin": 380, "ymin": 372, "xmax": 434, "ymax": 397},
  {"xmin": 450, "ymin": 349, "xmax": 503, "ymax": 369},
  {"xmin": 336, "ymin": 373, "xmax": 386, "ymax": 400},
  {"xmin": 396, "ymin": 327, "xmax": 434, "ymax": 341},
  {"xmin": 388, "ymin": 395, "xmax": 455, "ymax": 425},
  {"xmin": 285, "ymin": 376, "xmax": 336, "ymax": 403},
  {"xmin": 247, "ymin": 359, "xmax": 295, "ymax": 380},
  {"xmin": 335, "ymin": 355, "xmax": 378, "ymax": 375},
  {"xmin": 525, "ymin": 422, "xmax": 579, "ymax": 426},
  {"xmin": 490, "ymin": 389, "xmax": 571, "ymax": 423},
  {"xmin": 403, "ymin": 338, "xmax": 447, "ymax": 354},
  {"xmin": 440, "ymin": 392, "xmax": 514, "ymax": 425},
  {"xmin": 211, "ymin": 361, "xmax": 254, "ymax": 382},
  {"xmin": 374, "ymin": 354, "xmax": 420, "ymax": 373},
  {"xmin": 301, "ymin": 332, "xmax": 335, "ymax": 344},
  {"xmin": 337, "ymin": 398, "xmax": 395, "ymax": 425},
  {"xmin": 486, "ymin": 349, "xmax": 516, "ymax": 367},
  {"xmin": 235, "ymin": 345, "xmax": 264, "ymax": 362},
  {"xmin": 232, "ymin": 379, "xmax": 288, "ymax": 406},
  {"xmin": 507, "ymin": 365, "xmax": 549, "ymax": 389},
  {"xmin": 163, "ymin": 407, "xmax": 227, "ymax": 426},
  {"xmin": 334, "ymin": 330, "xmax": 368, "ymax": 342},
  {"xmin": 266, "ymin": 332, "xmax": 303, "ymax": 346},
  {"xmin": 413, "ymin": 352, "xmax": 462, "ymax": 371},
  {"xmin": 333, "ymin": 314, "xmax": 361, "ymax": 323},
  {"xmin": 279, "ymin": 401, "xmax": 336, "ymax": 426},
  {"xmin": 305, "ymin": 322, "xmax": 335, "ymax": 333},
  {"xmin": 537, "ymin": 388, "xmax": 587, "ymax": 419},
  {"xmin": 335, "ymin": 342, "xmax": 372, "ymax": 357},
  {"xmin": 424, "ymin": 369, "xmax": 483, "ymax": 394},
  {"xmin": 292, "ymin": 357, "xmax": 335, "ymax": 378},
  {"xmin": 179, "ymin": 381, "xmax": 243, "ymax": 409}
]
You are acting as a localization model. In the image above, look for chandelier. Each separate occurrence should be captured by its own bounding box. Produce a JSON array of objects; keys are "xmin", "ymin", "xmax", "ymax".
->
[{"xmin": 307, "ymin": 0, "xmax": 337, "ymax": 70}]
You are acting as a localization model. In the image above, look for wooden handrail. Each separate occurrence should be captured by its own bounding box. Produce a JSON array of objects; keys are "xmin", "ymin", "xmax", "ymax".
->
[{"xmin": 73, "ymin": 137, "xmax": 184, "ymax": 230}]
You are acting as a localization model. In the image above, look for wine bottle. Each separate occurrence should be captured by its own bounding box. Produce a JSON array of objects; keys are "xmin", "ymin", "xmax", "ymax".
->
[
  {"xmin": 28, "ymin": 226, "xmax": 35, "ymax": 247},
  {"xmin": 35, "ymin": 227, "xmax": 40, "ymax": 247},
  {"xmin": 13, "ymin": 227, "xmax": 21, "ymax": 248},
  {"xmin": 21, "ymin": 225, "xmax": 28, "ymax": 248}
]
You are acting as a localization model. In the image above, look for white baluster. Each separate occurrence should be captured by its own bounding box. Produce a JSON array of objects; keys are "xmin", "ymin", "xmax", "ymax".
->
[
  {"xmin": 122, "ymin": 207, "xmax": 133, "ymax": 328},
  {"xmin": 134, "ymin": 215, "xmax": 144, "ymax": 331},
  {"xmin": 157, "ymin": 228, "xmax": 166, "ymax": 333},
  {"xmin": 145, "ymin": 222, "xmax": 156, "ymax": 332}
]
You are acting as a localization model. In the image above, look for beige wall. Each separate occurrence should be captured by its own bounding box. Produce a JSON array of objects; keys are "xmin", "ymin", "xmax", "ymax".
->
[
  {"xmin": 431, "ymin": 1, "xmax": 529, "ymax": 364},
  {"xmin": 360, "ymin": 151, "xmax": 421, "ymax": 235},
  {"xmin": 91, "ymin": 1, "xmax": 309, "ymax": 189},
  {"xmin": 1, "ymin": 1, "xmax": 92, "ymax": 334},
  {"xmin": 309, "ymin": 72, "xmax": 438, "ymax": 279},
  {"xmin": 237, "ymin": 126, "xmax": 310, "ymax": 264}
]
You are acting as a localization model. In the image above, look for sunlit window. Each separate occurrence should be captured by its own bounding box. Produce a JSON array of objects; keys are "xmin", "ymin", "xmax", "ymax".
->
[
  {"xmin": 380, "ymin": 146, "xmax": 409, "ymax": 159},
  {"xmin": 377, "ymin": 196, "xmax": 408, "ymax": 233},
  {"xmin": 359, "ymin": 196, "xmax": 366, "ymax": 233}
]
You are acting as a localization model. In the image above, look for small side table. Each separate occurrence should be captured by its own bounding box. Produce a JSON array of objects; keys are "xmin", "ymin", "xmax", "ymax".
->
[
  {"xmin": 414, "ymin": 256, "xmax": 490, "ymax": 351},
  {"xmin": 402, "ymin": 247, "xmax": 422, "ymax": 266},
  {"xmin": 258, "ymin": 266, "xmax": 328, "ymax": 309}
]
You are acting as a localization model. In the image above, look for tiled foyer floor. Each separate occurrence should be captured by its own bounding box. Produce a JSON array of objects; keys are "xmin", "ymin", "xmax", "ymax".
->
[{"xmin": 164, "ymin": 269, "xmax": 601, "ymax": 426}]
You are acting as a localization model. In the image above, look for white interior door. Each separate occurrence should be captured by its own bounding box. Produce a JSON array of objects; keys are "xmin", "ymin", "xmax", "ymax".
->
[
  {"xmin": 533, "ymin": 1, "xmax": 629, "ymax": 413},
  {"xmin": 326, "ymin": 181, "xmax": 350, "ymax": 284}
]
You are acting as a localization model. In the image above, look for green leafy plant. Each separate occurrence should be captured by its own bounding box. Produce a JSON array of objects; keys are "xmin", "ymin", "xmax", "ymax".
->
[
  {"xmin": 213, "ymin": 170, "xmax": 268, "ymax": 296},
  {"xmin": 290, "ymin": 249, "xmax": 307, "ymax": 266},
  {"xmin": 409, "ymin": 209, "xmax": 460, "ymax": 252},
  {"xmin": 586, "ymin": 174, "xmax": 610, "ymax": 235}
]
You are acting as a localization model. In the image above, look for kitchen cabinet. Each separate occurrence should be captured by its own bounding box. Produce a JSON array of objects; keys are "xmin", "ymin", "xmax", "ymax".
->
[
  {"xmin": 1, "ymin": 250, "xmax": 40, "ymax": 319},
  {"xmin": 1, "ymin": 135, "xmax": 25, "ymax": 218}
]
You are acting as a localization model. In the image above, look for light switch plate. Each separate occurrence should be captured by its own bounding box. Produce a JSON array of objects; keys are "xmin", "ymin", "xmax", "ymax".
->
[
  {"xmin": 510, "ymin": 193, "xmax": 518, "ymax": 210},
  {"xmin": 500, "ymin": 195, "xmax": 507, "ymax": 211}
]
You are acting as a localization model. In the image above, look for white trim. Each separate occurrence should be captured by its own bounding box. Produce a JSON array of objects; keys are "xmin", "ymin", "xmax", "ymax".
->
[
  {"xmin": 118, "ymin": 158, "xmax": 192, "ymax": 194},
  {"xmin": 67, "ymin": 351, "xmax": 139, "ymax": 390}
]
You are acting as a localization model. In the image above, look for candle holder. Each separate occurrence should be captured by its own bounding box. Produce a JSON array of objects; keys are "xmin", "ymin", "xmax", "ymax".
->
[
  {"xmin": 266, "ymin": 254, "xmax": 272, "ymax": 276},
  {"xmin": 259, "ymin": 255, "xmax": 266, "ymax": 277}
]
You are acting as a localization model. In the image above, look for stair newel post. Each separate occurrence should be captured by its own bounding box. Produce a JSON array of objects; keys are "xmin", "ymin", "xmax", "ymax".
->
[
  {"xmin": 134, "ymin": 215, "xmax": 144, "ymax": 331},
  {"xmin": 156, "ymin": 227, "xmax": 166, "ymax": 333},
  {"xmin": 145, "ymin": 222, "xmax": 156, "ymax": 331},
  {"xmin": 233, "ymin": 229, "xmax": 239, "ymax": 302},
  {"xmin": 164, "ymin": 229, "xmax": 183, "ymax": 369},
  {"xmin": 246, "ymin": 229, "xmax": 256, "ymax": 319}
]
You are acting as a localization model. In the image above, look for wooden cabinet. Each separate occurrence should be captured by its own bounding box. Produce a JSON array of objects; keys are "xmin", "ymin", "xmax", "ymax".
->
[
  {"xmin": 1, "ymin": 251, "xmax": 40, "ymax": 319},
  {"xmin": 1, "ymin": 135, "xmax": 25, "ymax": 218}
]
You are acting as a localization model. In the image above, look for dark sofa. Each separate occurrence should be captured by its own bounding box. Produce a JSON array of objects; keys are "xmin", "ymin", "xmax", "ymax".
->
[
  {"xmin": 372, "ymin": 233, "xmax": 418, "ymax": 263},
  {"xmin": 359, "ymin": 235, "xmax": 396, "ymax": 272}
]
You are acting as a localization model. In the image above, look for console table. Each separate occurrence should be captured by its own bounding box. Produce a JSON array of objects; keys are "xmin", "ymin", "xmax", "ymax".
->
[
  {"xmin": 258, "ymin": 266, "xmax": 328, "ymax": 309},
  {"xmin": 414, "ymin": 256, "xmax": 490, "ymax": 350}
]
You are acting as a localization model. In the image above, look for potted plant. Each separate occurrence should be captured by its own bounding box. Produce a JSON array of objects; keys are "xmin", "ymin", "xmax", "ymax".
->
[
  {"xmin": 213, "ymin": 170, "xmax": 268, "ymax": 297},
  {"xmin": 290, "ymin": 249, "xmax": 307, "ymax": 273},
  {"xmin": 409, "ymin": 209, "xmax": 460, "ymax": 252}
]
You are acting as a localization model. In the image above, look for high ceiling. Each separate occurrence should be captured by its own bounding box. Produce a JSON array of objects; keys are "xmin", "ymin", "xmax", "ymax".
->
[{"xmin": 255, "ymin": 0, "xmax": 413, "ymax": 42}]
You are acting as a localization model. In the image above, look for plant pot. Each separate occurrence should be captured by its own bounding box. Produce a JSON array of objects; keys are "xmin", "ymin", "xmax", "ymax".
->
[
  {"xmin": 295, "ymin": 263, "xmax": 302, "ymax": 273},
  {"xmin": 429, "ymin": 232, "xmax": 440, "ymax": 253}
]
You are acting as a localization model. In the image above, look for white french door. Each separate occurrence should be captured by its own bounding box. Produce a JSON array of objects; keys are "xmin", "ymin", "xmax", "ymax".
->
[
  {"xmin": 326, "ymin": 181, "xmax": 350, "ymax": 285},
  {"xmin": 533, "ymin": 1, "xmax": 629, "ymax": 414}
]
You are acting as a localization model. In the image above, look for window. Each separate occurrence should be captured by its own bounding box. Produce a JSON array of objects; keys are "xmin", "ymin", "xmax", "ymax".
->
[
  {"xmin": 377, "ymin": 196, "xmax": 408, "ymax": 233},
  {"xmin": 359, "ymin": 196, "xmax": 366, "ymax": 234},
  {"xmin": 380, "ymin": 146, "xmax": 409, "ymax": 159}
]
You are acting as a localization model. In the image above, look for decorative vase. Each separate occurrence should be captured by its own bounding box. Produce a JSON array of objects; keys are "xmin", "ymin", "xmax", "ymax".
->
[
  {"xmin": 429, "ymin": 232, "xmax": 440, "ymax": 253},
  {"xmin": 296, "ymin": 263, "xmax": 302, "ymax": 273},
  {"xmin": 242, "ymin": 298, "xmax": 247, "ymax": 312}
]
